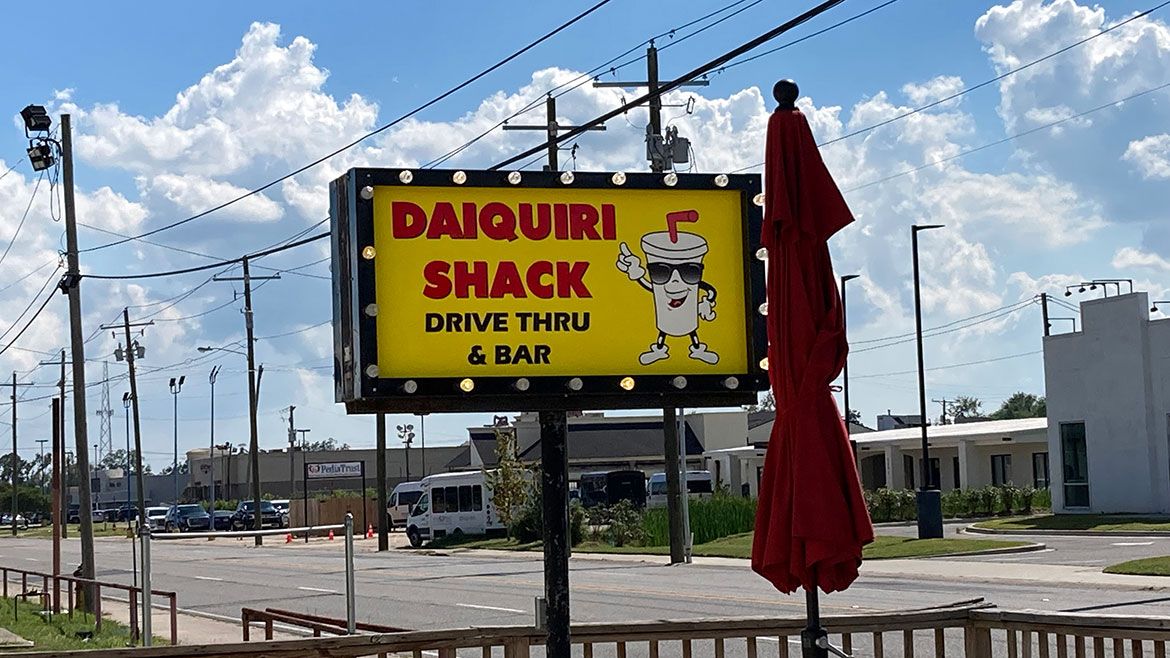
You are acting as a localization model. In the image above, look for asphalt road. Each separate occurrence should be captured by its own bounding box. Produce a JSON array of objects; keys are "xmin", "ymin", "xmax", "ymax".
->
[{"xmin": 3, "ymin": 531, "xmax": 1170, "ymax": 633}]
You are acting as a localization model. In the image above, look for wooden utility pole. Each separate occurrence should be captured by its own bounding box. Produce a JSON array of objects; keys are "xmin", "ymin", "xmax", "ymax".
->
[
  {"xmin": 214, "ymin": 258, "xmax": 277, "ymax": 545},
  {"xmin": 596, "ymin": 45, "xmax": 707, "ymax": 564},
  {"xmin": 60, "ymin": 114, "xmax": 97, "ymax": 596},
  {"xmin": 38, "ymin": 352, "xmax": 68, "ymax": 539},
  {"xmin": 100, "ymin": 312, "xmax": 153, "ymax": 525},
  {"xmin": 9, "ymin": 373, "xmax": 34, "ymax": 535},
  {"xmin": 51, "ymin": 398, "xmax": 61, "ymax": 612},
  {"xmin": 502, "ymin": 95, "xmax": 604, "ymax": 170}
]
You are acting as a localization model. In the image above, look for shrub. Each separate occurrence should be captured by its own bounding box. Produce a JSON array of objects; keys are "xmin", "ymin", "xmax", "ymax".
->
[
  {"xmin": 999, "ymin": 485, "xmax": 1020, "ymax": 515},
  {"xmin": 509, "ymin": 478, "xmax": 585, "ymax": 547},
  {"xmin": 1033, "ymin": 488, "xmax": 1052, "ymax": 511},
  {"xmin": 1016, "ymin": 486, "xmax": 1037, "ymax": 515},
  {"xmin": 641, "ymin": 493, "xmax": 756, "ymax": 546},
  {"xmin": 865, "ymin": 488, "xmax": 917, "ymax": 523},
  {"xmin": 605, "ymin": 501, "xmax": 644, "ymax": 547}
]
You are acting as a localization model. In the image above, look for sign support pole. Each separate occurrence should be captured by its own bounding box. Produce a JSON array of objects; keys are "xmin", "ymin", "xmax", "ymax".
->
[
  {"xmin": 540, "ymin": 410, "xmax": 570, "ymax": 658},
  {"xmin": 302, "ymin": 462, "xmax": 309, "ymax": 543},
  {"xmin": 376, "ymin": 414, "xmax": 388, "ymax": 550},
  {"xmin": 361, "ymin": 462, "xmax": 368, "ymax": 534}
]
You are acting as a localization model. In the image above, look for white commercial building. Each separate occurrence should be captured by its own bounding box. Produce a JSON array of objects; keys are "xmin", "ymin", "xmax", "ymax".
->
[{"xmin": 1044, "ymin": 291, "xmax": 1170, "ymax": 514}]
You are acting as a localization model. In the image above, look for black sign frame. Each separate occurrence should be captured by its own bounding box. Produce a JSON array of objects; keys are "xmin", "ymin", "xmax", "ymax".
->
[{"xmin": 331, "ymin": 167, "xmax": 767, "ymax": 413}]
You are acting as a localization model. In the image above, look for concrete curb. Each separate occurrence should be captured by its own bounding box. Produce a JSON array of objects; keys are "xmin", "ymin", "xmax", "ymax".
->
[
  {"xmin": 919, "ymin": 541, "xmax": 1046, "ymax": 559},
  {"xmin": 964, "ymin": 525, "xmax": 1170, "ymax": 538}
]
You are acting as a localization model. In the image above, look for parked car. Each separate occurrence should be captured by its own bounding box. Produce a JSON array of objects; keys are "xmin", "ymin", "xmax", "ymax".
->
[
  {"xmin": 66, "ymin": 504, "xmax": 80, "ymax": 523},
  {"xmin": 210, "ymin": 510, "xmax": 233, "ymax": 532},
  {"xmin": 100, "ymin": 508, "xmax": 119, "ymax": 523},
  {"xmin": 163, "ymin": 504, "xmax": 211, "ymax": 533},
  {"xmin": 116, "ymin": 504, "xmax": 137, "ymax": 522},
  {"xmin": 1, "ymin": 514, "xmax": 28, "ymax": 529},
  {"xmin": 230, "ymin": 500, "xmax": 283, "ymax": 531},
  {"xmin": 144, "ymin": 506, "xmax": 169, "ymax": 531},
  {"xmin": 270, "ymin": 500, "xmax": 291, "ymax": 528},
  {"xmin": 387, "ymin": 482, "xmax": 423, "ymax": 529}
]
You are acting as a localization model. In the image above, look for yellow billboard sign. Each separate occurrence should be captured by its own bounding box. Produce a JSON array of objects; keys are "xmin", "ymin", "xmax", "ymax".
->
[{"xmin": 330, "ymin": 168, "xmax": 766, "ymax": 413}]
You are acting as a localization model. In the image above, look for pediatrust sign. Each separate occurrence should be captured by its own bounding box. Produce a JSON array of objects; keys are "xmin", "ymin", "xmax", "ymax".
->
[
  {"xmin": 330, "ymin": 168, "xmax": 767, "ymax": 413},
  {"xmin": 305, "ymin": 461, "xmax": 364, "ymax": 479}
]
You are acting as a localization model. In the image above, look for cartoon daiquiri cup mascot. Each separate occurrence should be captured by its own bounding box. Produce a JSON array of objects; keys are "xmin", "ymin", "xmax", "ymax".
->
[{"xmin": 616, "ymin": 210, "xmax": 719, "ymax": 365}]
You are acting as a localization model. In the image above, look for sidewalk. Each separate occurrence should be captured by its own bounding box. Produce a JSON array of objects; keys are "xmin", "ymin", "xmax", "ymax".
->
[{"xmin": 100, "ymin": 597, "xmax": 301, "ymax": 645}]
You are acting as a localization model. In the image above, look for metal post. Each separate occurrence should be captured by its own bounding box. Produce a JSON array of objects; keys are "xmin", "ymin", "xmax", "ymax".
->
[
  {"xmin": 663, "ymin": 408, "xmax": 684, "ymax": 563},
  {"xmin": 172, "ymin": 384, "xmax": 178, "ymax": 501},
  {"xmin": 677, "ymin": 409, "xmax": 692, "ymax": 563},
  {"xmin": 51, "ymin": 398, "xmax": 61, "ymax": 613},
  {"xmin": 344, "ymin": 513, "xmax": 356, "ymax": 634},
  {"xmin": 303, "ymin": 462, "xmax": 309, "ymax": 542},
  {"xmin": 11, "ymin": 373, "xmax": 18, "ymax": 537},
  {"xmin": 122, "ymin": 393, "xmax": 136, "ymax": 589},
  {"xmin": 59, "ymin": 353, "xmax": 67, "ymax": 541},
  {"xmin": 140, "ymin": 525, "xmax": 152, "ymax": 646},
  {"xmin": 539, "ymin": 410, "xmax": 570, "ymax": 658},
  {"xmin": 800, "ymin": 572, "xmax": 828, "ymax": 658},
  {"xmin": 376, "ymin": 414, "xmax": 388, "ymax": 551},
  {"xmin": 209, "ymin": 366, "xmax": 220, "ymax": 522},
  {"xmin": 841, "ymin": 275, "xmax": 859, "ymax": 427},
  {"xmin": 419, "ymin": 413, "xmax": 427, "ymax": 477},
  {"xmin": 61, "ymin": 114, "xmax": 97, "ymax": 603},
  {"xmin": 911, "ymin": 224, "xmax": 944, "ymax": 539},
  {"xmin": 287, "ymin": 406, "xmax": 295, "ymax": 499}
]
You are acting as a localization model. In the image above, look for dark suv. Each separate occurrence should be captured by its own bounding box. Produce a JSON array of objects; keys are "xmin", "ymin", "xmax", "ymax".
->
[
  {"xmin": 163, "ymin": 504, "xmax": 211, "ymax": 532},
  {"xmin": 230, "ymin": 501, "xmax": 283, "ymax": 531}
]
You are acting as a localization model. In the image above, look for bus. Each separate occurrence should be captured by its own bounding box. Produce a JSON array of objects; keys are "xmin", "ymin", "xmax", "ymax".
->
[
  {"xmin": 646, "ymin": 471, "xmax": 714, "ymax": 508},
  {"xmin": 577, "ymin": 470, "xmax": 647, "ymax": 508},
  {"xmin": 405, "ymin": 471, "xmax": 504, "ymax": 547}
]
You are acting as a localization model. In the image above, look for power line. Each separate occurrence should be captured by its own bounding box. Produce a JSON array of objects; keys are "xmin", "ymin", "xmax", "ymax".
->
[
  {"xmin": 843, "ymin": 80, "xmax": 1170, "ymax": 193},
  {"xmin": 849, "ymin": 350, "xmax": 1043, "ymax": 380},
  {"xmin": 0, "ymin": 268, "xmax": 62, "ymax": 347},
  {"xmin": 0, "ymin": 172, "xmax": 44, "ymax": 269},
  {"xmin": 0, "ymin": 160, "xmax": 22, "ymax": 183},
  {"xmin": 78, "ymin": 0, "xmax": 617, "ymax": 254},
  {"xmin": 853, "ymin": 303, "xmax": 1036, "ymax": 354},
  {"xmin": 0, "ymin": 285, "xmax": 58, "ymax": 359},
  {"xmin": 490, "ymin": 0, "xmax": 851, "ymax": 170},
  {"xmin": 851, "ymin": 298, "xmax": 1037, "ymax": 345},
  {"xmin": 730, "ymin": 0, "xmax": 1170, "ymax": 173},
  {"xmin": 83, "ymin": 231, "xmax": 328, "ymax": 280}
]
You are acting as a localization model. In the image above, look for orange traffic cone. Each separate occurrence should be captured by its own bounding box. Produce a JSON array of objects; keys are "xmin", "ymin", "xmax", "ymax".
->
[
  {"xmin": 285, "ymin": 533, "xmax": 293, "ymax": 544},
  {"xmin": 366, "ymin": 524, "xmax": 374, "ymax": 539},
  {"xmin": 328, "ymin": 529, "xmax": 334, "ymax": 541}
]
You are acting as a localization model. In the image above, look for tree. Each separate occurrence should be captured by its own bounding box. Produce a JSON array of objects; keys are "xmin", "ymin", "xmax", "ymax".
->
[
  {"xmin": 303, "ymin": 437, "xmax": 351, "ymax": 451},
  {"xmin": 950, "ymin": 396, "xmax": 984, "ymax": 424},
  {"xmin": 484, "ymin": 428, "xmax": 528, "ymax": 537},
  {"xmin": 846, "ymin": 409, "xmax": 862, "ymax": 425},
  {"xmin": 99, "ymin": 449, "xmax": 151, "ymax": 473},
  {"xmin": 990, "ymin": 393, "xmax": 1046, "ymax": 420}
]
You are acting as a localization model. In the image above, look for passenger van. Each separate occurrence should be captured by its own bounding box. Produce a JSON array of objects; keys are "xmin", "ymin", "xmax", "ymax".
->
[
  {"xmin": 387, "ymin": 481, "xmax": 423, "ymax": 529},
  {"xmin": 405, "ymin": 471, "xmax": 504, "ymax": 547},
  {"xmin": 646, "ymin": 470, "xmax": 714, "ymax": 508}
]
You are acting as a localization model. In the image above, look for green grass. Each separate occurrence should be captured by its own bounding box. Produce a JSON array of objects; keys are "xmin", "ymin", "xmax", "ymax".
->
[
  {"xmin": 16, "ymin": 524, "xmax": 133, "ymax": 540},
  {"xmin": 975, "ymin": 515, "xmax": 1170, "ymax": 533},
  {"xmin": 429, "ymin": 532, "xmax": 1026, "ymax": 560},
  {"xmin": 1104, "ymin": 556, "xmax": 1170, "ymax": 576},
  {"xmin": 0, "ymin": 594, "xmax": 154, "ymax": 650}
]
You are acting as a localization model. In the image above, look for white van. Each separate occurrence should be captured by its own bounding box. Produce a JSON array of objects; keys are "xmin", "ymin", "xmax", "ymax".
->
[
  {"xmin": 405, "ymin": 471, "xmax": 504, "ymax": 547},
  {"xmin": 647, "ymin": 471, "xmax": 714, "ymax": 508},
  {"xmin": 387, "ymin": 481, "xmax": 423, "ymax": 529}
]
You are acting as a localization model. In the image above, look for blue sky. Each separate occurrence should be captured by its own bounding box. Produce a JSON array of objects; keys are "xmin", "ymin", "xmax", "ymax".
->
[{"xmin": 1, "ymin": 0, "xmax": 1169, "ymax": 472}]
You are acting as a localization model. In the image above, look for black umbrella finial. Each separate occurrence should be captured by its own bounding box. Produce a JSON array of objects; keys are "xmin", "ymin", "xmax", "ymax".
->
[{"xmin": 773, "ymin": 79, "xmax": 799, "ymax": 110}]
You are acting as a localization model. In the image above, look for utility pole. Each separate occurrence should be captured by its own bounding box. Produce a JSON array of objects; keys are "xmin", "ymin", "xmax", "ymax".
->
[
  {"xmin": 287, "ymin": 406, "xmax": 295, "ymax": 500},
  {"xmin": 100, "ymin": 312, "xmax": 153, "ymax": 528},
  {"xmin": 214, "ymin": 258, "xmax": 277, "ymax": 545},
  {"xmin": 502, "ymin": 95, "xmax": 605, "ymax": 170},
  {"xmin": 51, "ymin": 398, "xmax": 61, "ymax": 612},
  {"xmin": 60, "ymin": 113, "xmax": 97, "ymax": 598},
  {"xmin": 208, "ymin": 366, "xmax": 220, "ymax": 516},
  {"xmin": 376, "ymin": 414, "xmax": 388, "ymax": 551},
  {"xmin": 597, "ymin": 44, "xmax": 706, "ymax": 564},
  {"xmin": 932, "ymin": 398, "xmax": 951, "ymax": 426},
  {"xmin": 1040, "ymin": 292, "xmax": 1051, "ymax": 337},
  {"xmin": 35, "ymin": 439, "xmax": 48, "ymax": 495},
  {"xmin": 10, "ymin": 373, "xmax": 34, "ymax": 535},
  {"xmin": 39, "ymin": 351, "xmax": 68, "ymax": 539}
]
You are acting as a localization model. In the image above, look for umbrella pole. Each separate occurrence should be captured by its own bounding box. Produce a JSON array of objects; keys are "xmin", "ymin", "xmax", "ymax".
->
[{"xmin": 802, "ymin": 583, "xmax": 828, "ymax": 658}]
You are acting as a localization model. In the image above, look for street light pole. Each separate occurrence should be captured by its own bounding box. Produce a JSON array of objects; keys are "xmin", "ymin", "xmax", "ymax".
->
[
  {"xmin": 122, "ymin": 392, "xmax": 137, "ymax": 589},
  {"xmin": 169, "ymin": 376, "xmax": 185, "ymax": 502},
  {"xmin": 911, "ymin": 224, "xmax": 945, "ymax": 540},
  {"xmin": 209, "ymin": 366, "xmax": 220, "ymax": 518}
]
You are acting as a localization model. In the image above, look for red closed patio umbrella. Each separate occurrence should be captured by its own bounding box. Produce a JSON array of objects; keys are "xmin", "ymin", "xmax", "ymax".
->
[{"xmin": 751, "ymin": 79, "xmax": 874, "ymax": 657}]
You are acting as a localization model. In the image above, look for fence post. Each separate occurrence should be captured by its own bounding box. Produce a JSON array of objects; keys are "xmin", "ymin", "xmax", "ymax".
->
[
  {"xmin": 345, "ymin": 514, "xmax": 356, "ymax": 635},
  {"xmin": 94, "ymin": 584, "xmax": 102, "ymax": 632},
  {"xmin": 129, "ymin": 589, "xmax": 139, "ymax": 645},
  {"xmin": 169, "ymin": 593, "xmax": 178, "ymax": 645},
  {"xmin": 141, "ymin": 525, "xmax": 153, "ymax": 646},
  {"xmin": 965, "ymin": 622, "xmax": 993, "ymax": 658},
  {"xmin": 242, "ymin": 610, "xmax": 251, "ymax": 641}
]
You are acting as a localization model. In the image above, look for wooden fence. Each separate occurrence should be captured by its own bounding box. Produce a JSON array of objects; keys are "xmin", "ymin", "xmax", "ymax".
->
[
  {"xmin": 11, "ymin": 599, "xmax": 1170, "ymax": 658},
  {"xmin": 290, "ymin": 496, "xmax": 379, "ymax": 530}
]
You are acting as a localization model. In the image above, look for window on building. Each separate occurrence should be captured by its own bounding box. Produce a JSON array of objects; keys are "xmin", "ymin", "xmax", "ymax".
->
[
  {"xmin": 1061, "ymin": 422, "xmax": 1089, "ymax": 507},
  {"xmin": 991, "ymin": 454, "xmax": 1012, "ymax": 486},
  {"xmin": 953, "ymin": 457, "xmax": 961, "ymax": 489},
  {"xmin": 91, "ymin": 478, "xmax": 101, "ymax": 493},
  {"xmin": 903, "ymin": 455, "xmax": 915, "ymax": 490},
  {"xmin": 1032, "ymin": 452, "xmax": 1050, "ymax": 489}
]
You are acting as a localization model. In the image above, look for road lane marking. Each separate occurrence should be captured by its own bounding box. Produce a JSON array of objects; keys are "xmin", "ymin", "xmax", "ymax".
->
[
  {"xmin": 456, "ymin": 603, "xmax": 525, "ymax": 614},
  {"xmin": 1112, "ymin": 542, "xmax": 1155, "ymax": 546},
  {"xmin": 758, "ymin": 637, "xmax": 803, "ymax": 646},
  {"xmin": 194, "ymin": 576, "xmax": 223, "ymax": 581},
  {"xmin": 24, "ymin": 558, "xmax": 37, "ymax": 562},
  {"xmin": 297, "ymin": 586, "xmax": 337, "ymax": 594}
]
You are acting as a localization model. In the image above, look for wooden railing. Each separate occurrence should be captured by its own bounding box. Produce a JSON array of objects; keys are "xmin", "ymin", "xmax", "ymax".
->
[
  {"xmin": 10, "ymin": 600, "xmax": 1170, "ymax": 657},
  {"xmin": 241, "ymin": 607, "xmax": 408, "ymax": 639}
]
